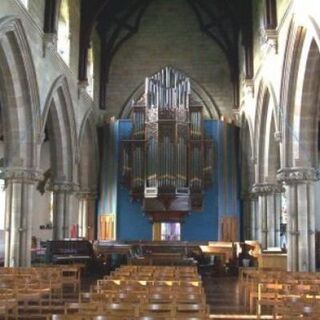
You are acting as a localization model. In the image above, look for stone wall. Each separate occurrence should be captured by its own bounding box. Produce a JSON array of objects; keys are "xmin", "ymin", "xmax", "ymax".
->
[
  {"xmin": 105, "ymin": 0, "xmax": 233, "ymax": 119},
  {"xmin": 0, "ymin": 0, "xmax": 98, "ymax": 245}
]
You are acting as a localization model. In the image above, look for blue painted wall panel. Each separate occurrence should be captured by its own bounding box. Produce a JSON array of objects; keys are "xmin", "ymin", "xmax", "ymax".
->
[
  {"xmin": 116, "ymin": 120, "xmax": 152, "ymax": 240},
  {"xmin": 99, "ymin": 119, "xmax": 240, "ymax": 241}
]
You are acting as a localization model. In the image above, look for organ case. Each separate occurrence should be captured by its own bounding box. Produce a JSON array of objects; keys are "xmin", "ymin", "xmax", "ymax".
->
[{"xmin": 122, "ymin": 67, "xmax": 213, "ymax": 221}]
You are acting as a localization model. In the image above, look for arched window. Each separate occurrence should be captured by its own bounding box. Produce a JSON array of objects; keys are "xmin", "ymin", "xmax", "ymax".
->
[
  {"xmin": 87, "ymin": 45, "xmax": 94, "ymax": 97},
  {"xmin": 57, "ymin": 0, "xmax": 70, "ymax": 65}
]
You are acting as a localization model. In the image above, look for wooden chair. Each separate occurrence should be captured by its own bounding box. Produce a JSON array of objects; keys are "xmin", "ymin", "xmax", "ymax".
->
[
  {"xmin": 60, "ymin": 266, "xmax": 81, "ymax": 296},
  {"xmin": 64, "ymin": 302, "xmax": 102, "ymax": 315},
  {"xmin": 0, "ymin": 295, "xmax": 18, "ymax": 320},
  {"xmin": 50, "ymin": 314, "xmax": 93, "ymax": 320},
  {"xmin": 175, "ymin": 303, "xmax": 210, "ymax": 318},
  {"xmin": 146, "ymin": 293, "xmax": 174, "ymax": 304},
  {"xmin": 102, "ymin": 302, "xmax": 139, "ymax": 318},
  {"xmin": 138, "ymin": 303, "xmax": 175, "ymax": 318},
  {"xmin": 175, "ymin": 292, "xmax": 206, "ymax": 305}
]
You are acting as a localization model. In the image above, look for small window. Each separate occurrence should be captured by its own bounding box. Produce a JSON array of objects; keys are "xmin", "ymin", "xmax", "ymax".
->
[
  {"xmin": 87, "ymin": 45, "xmax": 94, "ymax": 97},
  {"xmin": 57, "ymin": 0, "xmax": 70, "ymax": 65},
  {"xmin": 161, "ymin": 222, "xmax": 181, "ymax": 240}
]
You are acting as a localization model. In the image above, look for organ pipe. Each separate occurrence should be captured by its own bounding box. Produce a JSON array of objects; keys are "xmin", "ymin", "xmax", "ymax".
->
[{"xmin": 122, "ymin": 67, "xmax": 213, "ymax": 210}]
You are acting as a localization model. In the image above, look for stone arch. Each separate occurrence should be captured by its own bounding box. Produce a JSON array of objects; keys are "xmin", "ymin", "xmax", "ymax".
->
[
  {"xmin": 77, "ymin": 109, "xmax": 98, "ymax": 239},
  {"xmin": 291, "ymin": 37, "xmax": 320, "ymax": 167},
  {"xmin": 240, "ymin": 112, "xmax": 255, "ymax": 190},
  {"xmin": 280, "ymin": 15, "xmax": 320, "ymax": 167},
  {"xmin": 277, "ymin": 14, "xmax": 320, "ymax": 271},
  {"xmin": 78, "ymin": 109, "xmax": 99, "ymax": 191},
  {"xmin": 0, "ymin": 16, "xmax": 40, "ymax": 169},
  {"xmin": 255, "ymin": 80, "xmax": 280, "ymax": 183},
  {"xmin": 41, "ymin": 75, "xmax": 78, "ymax": 183},
  {"xmin": 239, "ymin": 113, "xmax": 255, "ymax": 239},
  {"xmin": 119, "ymin": 67, "xmax": 221, "ymax": 120}
]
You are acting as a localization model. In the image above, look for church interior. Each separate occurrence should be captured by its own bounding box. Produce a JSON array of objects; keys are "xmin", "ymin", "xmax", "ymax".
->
[{"xmin": 0, "ymin": 0, "xmax": 320, "ymax": 319}]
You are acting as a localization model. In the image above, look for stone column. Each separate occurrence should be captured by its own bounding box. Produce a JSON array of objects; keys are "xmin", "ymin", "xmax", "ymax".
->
[
  {"xmin": 51, "ymin": 182, "xmax": 79, "ymax": 240},
  {"xmin": 77, "ymin": 190, "xmax": 97, "ymax": 240},
  {"xmin": 277, "ymin": 167, "xmax": 319, "ymax": 272},
  {"xmin": 3, "ymin": 168, "xmax": 42, "ymax": 267},
  {"xmin": 249, "ymin": 192, "xmax": 259, "ymax": 240},
  {"xmin": 241, "ymin": 192, "xmax": 258, "ymax": 240},
  {"xmin": 251, "ymin": 183, "xmax": 283, "ymax": 249}
]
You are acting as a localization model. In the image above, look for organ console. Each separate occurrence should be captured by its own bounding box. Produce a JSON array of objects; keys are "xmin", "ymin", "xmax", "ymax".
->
[{"xmin": 122, "ymin": 67, "xmax": 213, "ymax": 222}]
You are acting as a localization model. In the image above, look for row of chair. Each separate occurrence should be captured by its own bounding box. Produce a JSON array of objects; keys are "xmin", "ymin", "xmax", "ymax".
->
[
  {"xmin": 0, "ymin": 265, "xmax": 82, "ymax": 319},
  {"xmin": 239, "ymin": 267, "xmax": 320, "ymax": 319},
  {"xmin": 74, "ymin": 265, "xmax": 210, "ymax": 320}
]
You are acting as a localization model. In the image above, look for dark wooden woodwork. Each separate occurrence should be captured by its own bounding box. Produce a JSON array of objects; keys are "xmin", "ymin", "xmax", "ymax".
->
[
  {"xmin": 45, "ymin": 240, "xmax": 94, "ymax": 265},
  {"xmin": 121, "ymin": 67, "xmax": 213, "ymax": 222}
]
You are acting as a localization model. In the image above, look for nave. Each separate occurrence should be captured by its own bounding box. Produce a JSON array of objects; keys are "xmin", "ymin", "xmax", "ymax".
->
[{"xmin": 2, "ymin": 263, "xmax": 320, "ymax": 319}]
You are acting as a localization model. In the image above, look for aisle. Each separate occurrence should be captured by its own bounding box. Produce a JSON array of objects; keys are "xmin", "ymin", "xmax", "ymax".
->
[{"xmin": 202, "ymin": 275, "xmax": 272, "ymax": 320}]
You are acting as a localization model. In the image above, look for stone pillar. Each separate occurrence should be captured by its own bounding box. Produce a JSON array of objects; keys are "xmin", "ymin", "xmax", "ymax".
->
[
  {"xmin": 277, "ymin": 167, "xmax": 319, "ymax": 271},
  {"xmin": 51, "ymin": 182, "xmax": 79, "ymax": 240},
  {"xmin": 241, "ymin": 193, "xmax": 251, "ymax": 240},
  {"xmin": 250, "ymin": 192, "xmax": 259, "ymax": 240},
  {"xmin": 241, "ymin": 192, "xmax": 258, "ymax": 240},
  {"xmin": 251, "ymin": 183, "xmax": 283, "ymax": 249},
  {"xmin": 77, "ymin": 190, "xmax": 97, "ymax": 240},
  {"xmin": 3, "ymin": 168, "xmax": 42, "ymax": 267}
]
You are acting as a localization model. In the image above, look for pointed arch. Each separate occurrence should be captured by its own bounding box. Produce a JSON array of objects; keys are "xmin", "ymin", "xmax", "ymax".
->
[
  {"xmin": 78, "ymin": 109, "xmax": 99, "ymax": 191},
  {"xmin": 240, "ymin": 112, "xmax": 255, "ymax": 191},
  {"xmin": 0, "ymin": 16, "xmax": 40, "ymax": 168},
  {"xmin": 280, "ymin": 15, "xmax": 320, "ymax": 167},
  {"xmin": 119, "ymin": 67, "xmax": 221, "ymax": 120},
  {"xmin": 255, "ymin": 80, "xmax": 280, "ymax": 182},
  {"xmin": 41, "ymin": 76, "xmax": 78, "ymax": 183}
]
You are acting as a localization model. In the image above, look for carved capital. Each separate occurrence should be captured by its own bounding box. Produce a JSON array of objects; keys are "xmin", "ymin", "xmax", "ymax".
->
[
  {"xmin": 241, "ymin": 192, "xmax": 258, "ymax": 201},
  {"xmin": 78, "ymin": 80, "xmax": 89, "ymax": 98},
  {"xmin": 251, "ymin": 183, "xmax": 284, "ymax": 195},
  {"xmin": 50, "ymin": 182, "xmax": 80, "ymax": 193},
  {"xmin": 250, "ymin": 156, "xmax": 257, "ymax": 165},
  {"xmin": 274, "ymin": 131, "xmax": 282, "ymax": 142},
  {"xmin": 261, "ymin": 28, "xmax": 278, "ymax": 54},
  {"xmin": 232, "ymin": 109, "xmax": 240, "ymax": 126},
  {"xmin": 42, "ymin": 33, "xmax": 57, "ymax": 57},
  {"xmin": 77, "ymin": 189, "xmax": 98, "ymax": 200},
  {"xmin": 3, "ymin": 168, "xmax": 43, "ymax": 184},
  {"xmin": 243, "ymin": 78, "xmax": 255, "ymax": 98},
  {"xmin": 277, "ymin": 167, "xmax": 320, "ymax": 184}
]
